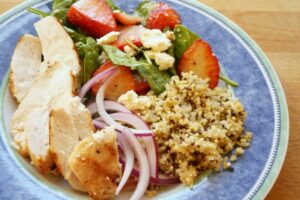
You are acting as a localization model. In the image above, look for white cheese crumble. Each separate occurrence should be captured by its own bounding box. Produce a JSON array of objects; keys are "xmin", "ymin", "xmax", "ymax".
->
[
  {"xmin": 165, "ymin": 31, "xmax": 176, "ymax": 41},
  {"xmin": 124, "ymin": 45, "xmax": 137, "ymax": 56},
  {"xmin": 144, "ymin": 51, "xmax": 175, "ymax": 71},
  {"xmin": 141, "ymin": 29, "xmax": 171, "ymax": 52},
  {"xmin": 96, "ymin": 31, "xmax": 120, "ymax": 45}
]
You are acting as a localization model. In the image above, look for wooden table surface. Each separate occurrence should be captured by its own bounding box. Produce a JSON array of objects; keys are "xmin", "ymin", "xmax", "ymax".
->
[{"xmin": 1, "ymin": 0, "xmax": 299, "ymax": 199}]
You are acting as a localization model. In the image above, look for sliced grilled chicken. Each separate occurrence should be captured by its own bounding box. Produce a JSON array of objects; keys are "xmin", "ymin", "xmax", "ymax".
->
[
  {"xmin": 34, "ymin": 16, "xmax": 81, "ymax": 78},
  {"xmin": 11, "ymin": 62, "xmax": 74, "ymax": 173},
  {"xmin": 9, "ymin": 34, "xmax": 42, "ymax": 103},
  {"xmin": 50, "ymin": 97, "xmax": 94, "ymax": 192},
  {"xmin": 69, "ymin": 127, "xmax": 121, "ymax": 199}
]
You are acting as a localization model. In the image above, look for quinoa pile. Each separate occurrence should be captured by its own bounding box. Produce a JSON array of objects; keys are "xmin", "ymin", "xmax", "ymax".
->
[{"xmin": 119, "ymin": 72, "xmax": 252, "ymax": 187}]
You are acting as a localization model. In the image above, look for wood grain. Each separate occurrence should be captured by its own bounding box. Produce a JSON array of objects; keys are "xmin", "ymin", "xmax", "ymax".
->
[{"xmin": 1, "ymin": 0, "xmax": 299, "ymax": 199}]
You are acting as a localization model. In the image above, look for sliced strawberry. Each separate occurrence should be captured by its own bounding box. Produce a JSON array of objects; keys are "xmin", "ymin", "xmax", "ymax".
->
[
  {"xmin": 91, "ymin": 61, "xmax": 150, "ymax": 100},
  {"xmin": 178, "ymin": 39, "xmax": 220, "ymax": 88},
  {"xmin": 117, "ymin": 39, "xmax": 142, "ymax": 51},
  {"xmin": 146, "ymin": 2, "xmax": 181, "ymax": 30},
  {"xmin": 112, "ymin": 25, "xmax": 145, "ymax": 47},
  {"xmin": 67, "ymin": 0, "xmax": 117, "ymax": 37},
  {"xmin": 113, "ymin": 12, "xmax": 142, "ymax": 25}
]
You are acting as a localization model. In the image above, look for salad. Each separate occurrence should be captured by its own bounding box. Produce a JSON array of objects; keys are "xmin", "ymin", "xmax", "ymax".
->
[{"xmin": 9, "ymin": 0, "xmax": 251, "ymax": 199}]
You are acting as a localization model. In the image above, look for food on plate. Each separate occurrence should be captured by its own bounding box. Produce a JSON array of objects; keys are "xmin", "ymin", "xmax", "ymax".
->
[
  {"xmin": 119, "ymin": 72, "xmax": 252, "ymax": 186},
  {"xmin": 67, "ymin": 0, "xmax": 118, "ymax": 37},
  {"xmin": 9, "ymin": 34, "xmax": 42, "ymax": 103},
  {"xmin": 50, "ymin": 97, "xmax": 94, "ymax": 191},
  {"xmin": 69, "ymin": 126, "xmax": 121, "ymax": 199},
  {"xmin": 9, "ymin": 0, "xmax": 251, "ymax": 199}
]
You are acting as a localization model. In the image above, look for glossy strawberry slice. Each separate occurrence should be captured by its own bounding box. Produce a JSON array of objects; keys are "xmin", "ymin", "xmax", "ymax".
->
[
  {"xmin": 146, "ymin": 2, "xmax": 181, "ymax": 30},
  {"xmin": 113, "ymin": 12, "xmax": 142, "ymax": 25},
  {"xmin": 178, "ymin": 39, "xmax": 220, "ymax": 88},
  {"xmin": 67, "ymin": 0, "xmax": 117, "ymax": 37}
]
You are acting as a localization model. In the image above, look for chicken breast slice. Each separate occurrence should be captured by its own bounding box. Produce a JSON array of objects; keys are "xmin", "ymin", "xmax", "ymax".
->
[
  {"xmin": 50, "ymin": 97, "xmax": 95, "ymax": 192},
  {"xmin": 11, "ymin": 62, "xmax": 74, "ymax": 172},
  {"xmin": 9, "ymin": 34, "xmax": 42, "ymax": 103},
  {"xmin": 69, "ymin": 127, "xmax": 121, "ymax": 200},
  {"xmin": 34, "ymin": 16, "xmax": 81, "ymax": 77}
]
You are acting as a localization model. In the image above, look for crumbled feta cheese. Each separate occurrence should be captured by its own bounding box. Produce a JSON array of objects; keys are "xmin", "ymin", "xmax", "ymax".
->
[
  {"xmin": 165, "ymin": 31, "xmax": 176, "ymax": 41},
  {"xmin": 144, "ymin": 51, "xmax": 175, "ymax": 71},
  {"xmin": 124, "ymin": 45, "xmax": 137, "ymax": 56},
  {"xmin": 96, "ymin": 31, "xmax": 120, "ymax": 45},
  {"xmin": 154, "ymin": 52, "xmax": 175, "ymax": 70},
  {"xmin": 118, "ymin": 90, "xmax": 138, "ymax": 106},
  {"xmin": 141, "ymin": 29, "xmax": 171, "ymax": 52},
  {"xmin": 113, "ymin": 9, "xmax": 121, "ymax": 14}
]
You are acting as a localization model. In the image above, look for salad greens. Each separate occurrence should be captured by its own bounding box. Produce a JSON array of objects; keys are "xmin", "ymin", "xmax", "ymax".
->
[
  {"xmin": 105, "ymin": 0, "xmax": 121, "ymax": 11},
  {"xmin": 101, "ymin": 45, "xmax": 149, "ymax": 69},
  {"xmin": 135, "ymin": 0, "xmax": 155, "ymax": 25},
  {"xmin": 101, "ymin": 45, "xmax": 171, "ymax": 94},
  {"xmin": 77, "ymin": 38, "xmax": 100, "ymax": 83},
  {"xmin": 52, "ymin": 0, "xmax": 76, "ymax": 24},
  {"xmin": 173, "ymin": 25, "xmax": 199, "ymax": 59},
  {"xmin": 136, "ymin": 60, "xmax": 171, "ymax": 94}
]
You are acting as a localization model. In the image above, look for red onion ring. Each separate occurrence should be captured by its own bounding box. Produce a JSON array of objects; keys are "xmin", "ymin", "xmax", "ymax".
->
[
  {"xmin": 116, "ymin": 133, "xmax": 134, "ymax": 195},
  {"xmin": 107, "ymin": 112, "xmax": 158, "ymax": 178},
  {"xmin": 96, "ymin": 79, "xmax": 150, "ymax": 200},
  {"xmin": 78, "ymin": 66, "xmax": 117, "ymax": 99}
]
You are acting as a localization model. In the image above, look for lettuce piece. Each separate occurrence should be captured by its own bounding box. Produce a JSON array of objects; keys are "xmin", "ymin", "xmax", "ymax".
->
[
  {"xmin": 174, "ymin": 24, "xmax": 199, "ymax": 59},
  {"xmin": 135, "ymin": 0, "xmax": 155, "ymax": 25}
]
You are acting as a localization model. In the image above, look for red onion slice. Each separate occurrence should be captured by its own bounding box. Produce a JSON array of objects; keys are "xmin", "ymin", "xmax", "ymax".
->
[
  {"xmin": 129, "ymin": 165, "xmax": 180, "ymax": 185},
  {"xmin": 116, "ymin": 133, "xmax": 134, "ymax": 195},
  {"xmin": 93, "ymin": 120, "xmax": 107, "ymax": 129},
  {"xmin": 107, "ymin": 112, "xmax": 158, "ymax": 178},
  {"xmin": 93, "ymin": 119, "xmax": 153, "ymax": 137},
  {"xmin": 104, "ymin": 101, "xmax": 132, "ymax": 113},
  {"xmin": 78, "ymin": 66, "xmax": 117, "ymax": 99},
  {"xmin": 122, "ymin": 127, "xmax": 150, "ymax": 200},
  {"xmin": 96, "ymin": 79, "xmax": 150, "ymax": 200},
  {"xmin": 87, "ymin": 102, "xmax": 98, "ymax": 114}
]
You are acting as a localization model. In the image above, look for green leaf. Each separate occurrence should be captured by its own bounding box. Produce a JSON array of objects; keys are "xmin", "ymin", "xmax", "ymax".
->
[
  {"xmin": 135, "ymin": 0, "xmax": 155, "ymax": 25},
  {"xmin": 76, "ymin": 38, "xmax": 101, "ymax": 83},
  {"xmin": 64, "ymin": 26, "xmax": 88, "ymax": 43},
  {"xmin": 106, "ymin": 0, "xmax": 121, "ymax": 11},
  {"xmin": 27, "ymin": 7, "xmax": 50, "ymax": 17},
  {"xmin": 137, "ymin": 59, "xmax": 171, "ymax": 94},
  {"xmin": 174, "ymin": 24, "xmax": 199, "ymax": 59},
  {"xmin": 51, "ymin": 0, "xmax": 76, "ymax": 24},
  {"xmin": 101, "ymin": 45, "xmax": 149, "ymax": 69}
]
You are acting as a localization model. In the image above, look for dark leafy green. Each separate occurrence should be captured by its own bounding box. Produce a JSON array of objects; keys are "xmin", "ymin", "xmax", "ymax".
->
[
  {"xmin": 135, "ymin": 0, "xmax": 155, "ymax": 25},
  {"xmin": 174, "ymin": 24, "xmax": 199, "ymax": 59},
  {"xmin": 106, "ymin": 0, "xmax": 121, "ymax": 11},
  {"xmin": 137, "ymin": 60, "xmax": 171, "ymax": 94},
  {"xmin": 101, "ymin": 45, "xmax": 149, "ymax": 69},
  {"xmin": 27, "ymin": 7, "xmax": 50, "ymax": 17},
  {"xmin": 65, "ymin": 27, "xmax": 100, "ymax": 83},
  {"xmin": 76, "ymin": 38, "xmax": 101, "ymax": 83},
  {"xmin": 51, "ymin": 0, "xmax": 76, "ymax": 24}
]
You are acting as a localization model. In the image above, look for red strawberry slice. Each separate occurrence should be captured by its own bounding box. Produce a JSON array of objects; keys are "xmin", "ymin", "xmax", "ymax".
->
[
  {"xmin": 146, "ymin": 2, "xmax": 181, "ymax": 30},
  {"xmin": 178, "ymin": 39, "xmax": 220, "ymax": 88},
  {"xmin": 112, "ymin": 25, "xmax": 145, "ymax": 47},
  {"xmin": 113, "ymin": 12, "xmax": 142, "ymax": 25},
  {"xmin": 67, "ymin": 0, "xmax": 117, "ymax": 37}
]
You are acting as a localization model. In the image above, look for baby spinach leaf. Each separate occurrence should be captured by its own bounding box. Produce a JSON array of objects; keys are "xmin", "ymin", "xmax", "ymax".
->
[
  {"xmin": 137, "ymin": 59, "xmax": 171, "ymax": 94},
  {"xmin": 174, "ymin": 24, "xmax": 199, "ymax": 59},
  {"xmin": 101, "ymin": 45, "xmax": 149, "ymax": 69},
  {"xmin": 135, "ymin": 0, "xmax": 155, "ymax": 25},
  {"xmin": 52, "ymin": 0, "xmax": 76, "ymax": 24},
  {"xmin": 76, "ymin": 38, "xmax": 101, "ymax": 83},
  {"xmin": 106, "ymin": 0, "xmax": 121, "ymax": 11}
]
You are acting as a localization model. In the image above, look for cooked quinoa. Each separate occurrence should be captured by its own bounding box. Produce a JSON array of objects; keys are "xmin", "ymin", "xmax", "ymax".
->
[{"xmin": 119, "ymin": 72, "xmax": 252, "ymax": 187}]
